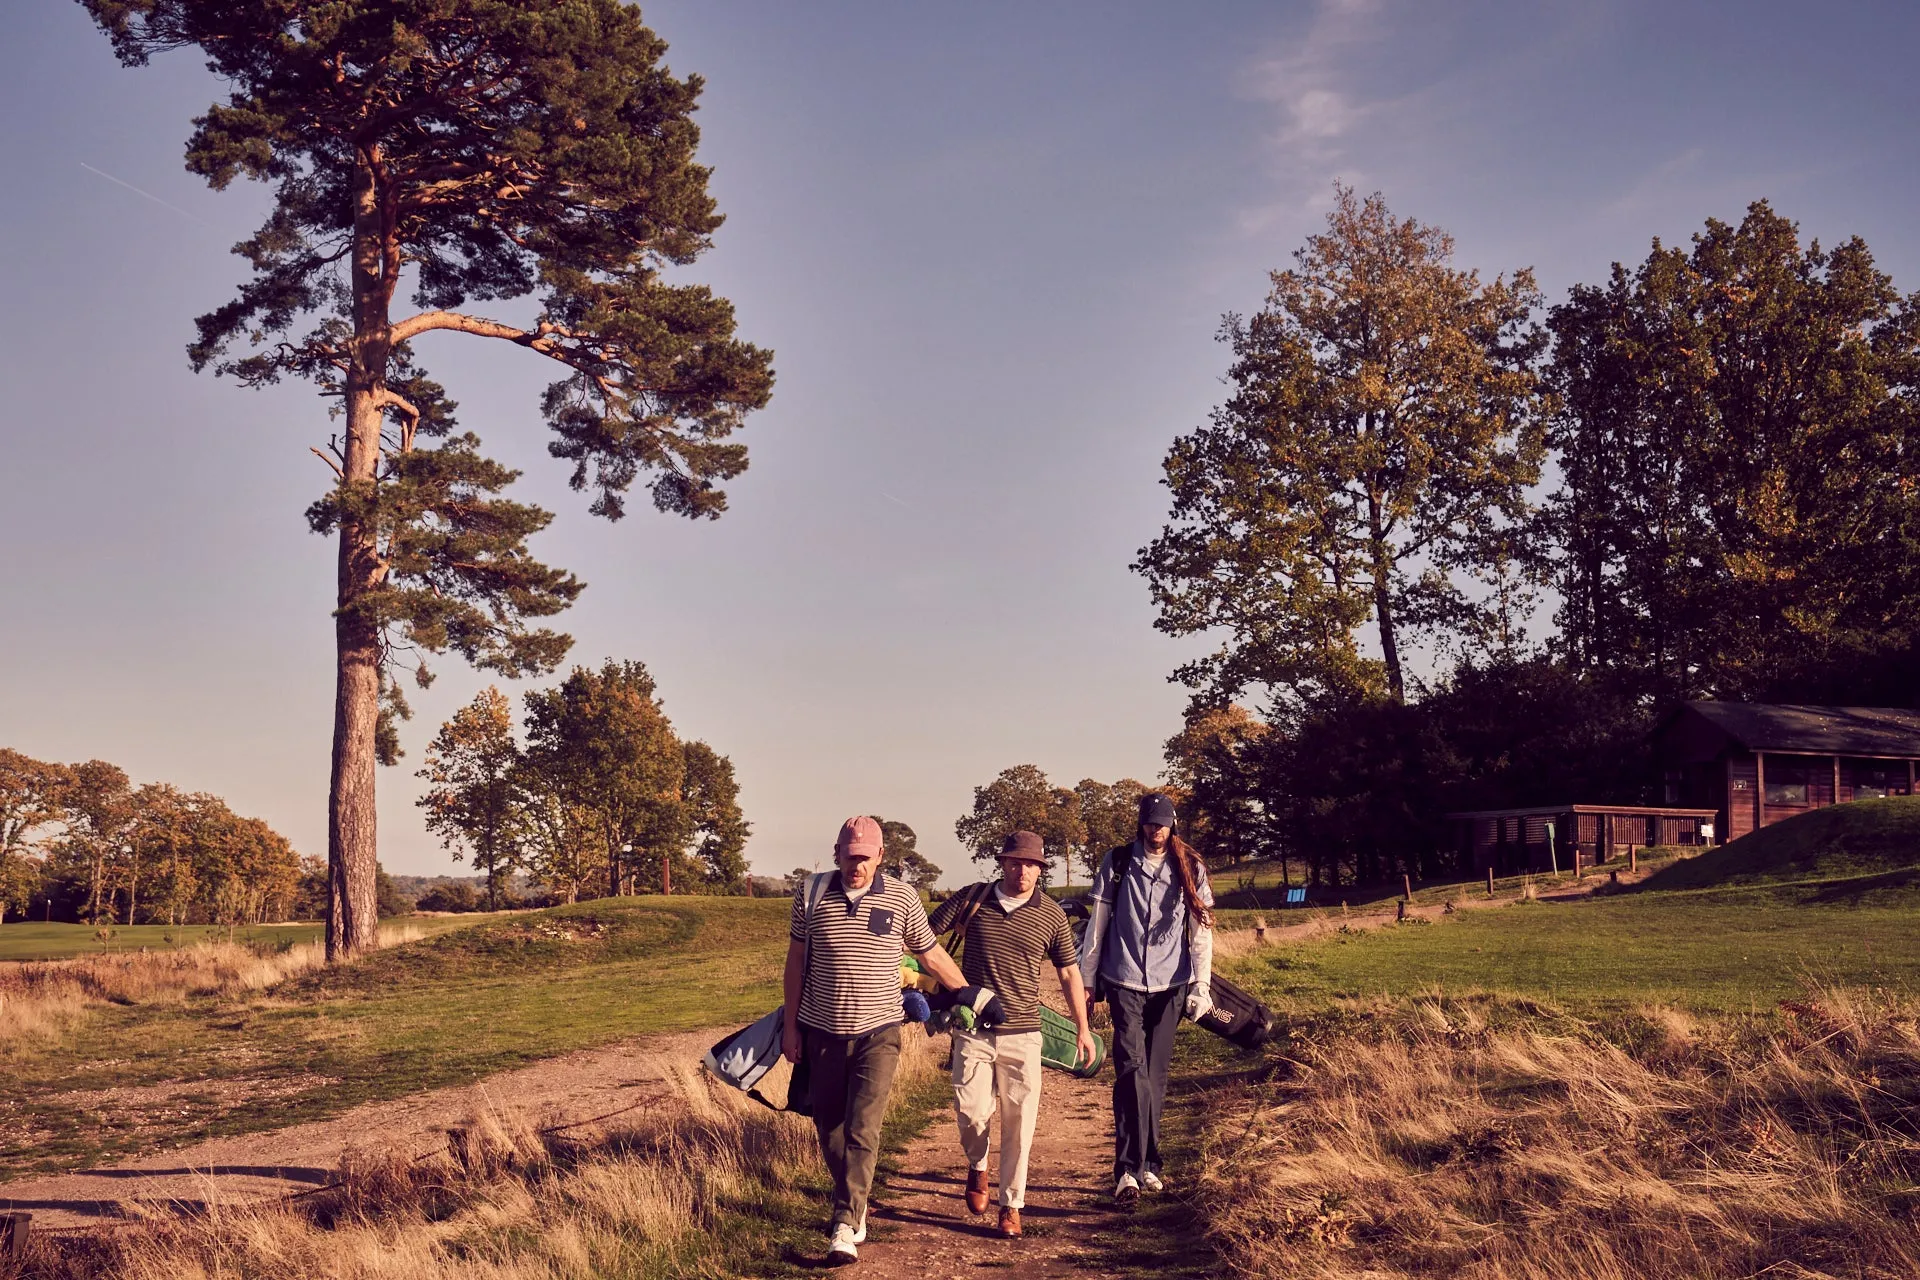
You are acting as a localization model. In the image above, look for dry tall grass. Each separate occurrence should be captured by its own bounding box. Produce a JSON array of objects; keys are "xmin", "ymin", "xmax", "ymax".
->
[
  {"xmin": 1194, "ymin": 986, "xmax": 1920, "ymax": 1279},
  {"xmin": 20, "ymin": 1028, "xmax": 938, "ymax": 1279},
  {"xmin": 0, "ymin": 926, "xmax": 422, "ymax": 1044}
]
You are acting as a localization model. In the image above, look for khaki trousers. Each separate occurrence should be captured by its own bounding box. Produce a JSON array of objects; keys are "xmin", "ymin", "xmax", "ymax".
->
[{"xmin": 950, "ymin": 1028, "xmax": 1045, "ymax": 1209}]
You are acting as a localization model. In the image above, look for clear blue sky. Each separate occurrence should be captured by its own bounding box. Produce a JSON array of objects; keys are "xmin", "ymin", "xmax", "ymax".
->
[{"xmin": 3, "ymin": 0, "xmax": 1916, "ymax": 884}]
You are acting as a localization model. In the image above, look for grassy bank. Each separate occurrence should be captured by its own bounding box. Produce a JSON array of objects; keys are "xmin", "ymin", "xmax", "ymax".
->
[{"xmin": 1, "ymin": 898, "xmax": 790, "ymax": 1180}]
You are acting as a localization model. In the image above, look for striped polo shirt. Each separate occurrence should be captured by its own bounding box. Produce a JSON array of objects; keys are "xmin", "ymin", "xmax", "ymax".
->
[
  {"xmin": 791, "ymin": 871, "xmax": 936, "ymax": 1038},
  {"xmin": 929, "ymin": 883, "xmax": 1078, "ymax": 1035}
]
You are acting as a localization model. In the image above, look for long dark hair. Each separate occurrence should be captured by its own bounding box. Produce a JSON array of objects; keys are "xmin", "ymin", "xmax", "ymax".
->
[{"xmin": 1163, "ymin": 833, "xmax": 1213, "ymax": 929}]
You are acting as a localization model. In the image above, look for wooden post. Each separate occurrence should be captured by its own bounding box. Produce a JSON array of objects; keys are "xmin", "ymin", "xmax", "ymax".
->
[
  {"xmin": 1833, "ymin": 755, "xmax": 1842, "ymax": 809},
  {"xmin": 1487, "ymin": 867, "xmax": 1495, "ymax": 898},
  {"xmin": 1629, "ymin": 845, "xmax": 1638, "ymax": 874},
  {"xmin": 1, "ymin": 1212, "xmax": 30, "ymax": 1260},
  {"xmin": 1755, "ymin": 751, "xmax": 1767, "ymax": 832},
  {"xmin": 1574, "ymin": 848, "xmax": 1583, "ymax": 879},
  {"xmin": 1395, "ymin": 899, "xmax": 1407, "ymax": 923},
  {"xmin": 1402, "ymin": 873, "xmax": 1413, "ymax": 902}
]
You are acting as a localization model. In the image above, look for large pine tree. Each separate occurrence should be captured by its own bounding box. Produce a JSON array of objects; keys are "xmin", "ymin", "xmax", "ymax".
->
[{"xmin": 82, "ymin": 0, "xmax": 775, "ymax": 958}]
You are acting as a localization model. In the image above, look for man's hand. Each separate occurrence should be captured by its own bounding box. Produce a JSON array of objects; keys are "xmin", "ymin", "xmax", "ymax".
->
[
  {"xmin": 781, "ymin": 1015, "xmax": 802, "ymax": 1065},
  {"xmin": 1074, "ymin": 1026, "xmax": 1098, "ymax": 1069}
]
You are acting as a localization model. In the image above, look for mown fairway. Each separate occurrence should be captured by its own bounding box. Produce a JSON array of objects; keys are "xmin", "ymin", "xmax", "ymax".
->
[
  {"xmin": 0, "ymin": 897, "xmax": 790, "ymax": 1179},
  {"xmin": 1231, "ymin": 884, "xmax": 1920, "ymax": 1014}
]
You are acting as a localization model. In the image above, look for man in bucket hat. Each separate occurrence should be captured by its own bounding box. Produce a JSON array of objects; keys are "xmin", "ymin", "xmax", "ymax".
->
[
  {"xmin": 785, "ymin": 815, "xmax": 971, "ymax": 1267},
  {"xmin": 929, "ymin": 829, "xmax": 1095, "ymax": 1238}
]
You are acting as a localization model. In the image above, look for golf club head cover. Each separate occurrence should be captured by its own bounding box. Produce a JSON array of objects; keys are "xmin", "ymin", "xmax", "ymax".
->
[
  {"xmin": 953, "ymin": 985, "xmax": 1006, "ymax": 1031},
  {"xmin": 901, "ymin": 989, "xmax": 931, "ymax": 1023}
]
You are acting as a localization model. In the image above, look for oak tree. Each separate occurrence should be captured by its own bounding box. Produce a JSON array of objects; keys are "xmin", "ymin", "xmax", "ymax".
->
[
  {"xmin": 680, "ymin": 740, "xmax": 749, "ymax": 890},
  {"xmin": 83, "ymin": 0, "xmax": 774, "ymax": 958},
  {"xmin": 870, "ymin": 816, "xmax": 943, "ymax": 892},
  {"xmin": 521, "ymin": 660, "xmax": 685, "ymax": 897},
  {"xmin": 1137, "ymin": 186, "xmax": 1545, "ymax": 710},
  {"xmin": 417, "ymin": 686, "xmax": 524, "ymax": 909},
  {"xmin": 953, "ymin": 764, "xmax": 1085, "ymax": 882}
]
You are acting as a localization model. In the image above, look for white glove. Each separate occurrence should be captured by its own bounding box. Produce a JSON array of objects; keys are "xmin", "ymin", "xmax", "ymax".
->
[{"xmin": 1185, "ymin": 985, "xmax": 1213, "ymax": 1023}]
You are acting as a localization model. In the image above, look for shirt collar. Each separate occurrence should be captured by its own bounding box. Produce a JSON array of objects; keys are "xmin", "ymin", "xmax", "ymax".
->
[{"xmin": 835, "ymin": 869, "xmax": 885, "ymax": 899}]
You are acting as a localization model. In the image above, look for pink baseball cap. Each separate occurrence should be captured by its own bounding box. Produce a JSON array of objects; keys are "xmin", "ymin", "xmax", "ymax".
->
[{"xmin": 835, "ymin": 815, "xmax": 884, "ymax": 857}]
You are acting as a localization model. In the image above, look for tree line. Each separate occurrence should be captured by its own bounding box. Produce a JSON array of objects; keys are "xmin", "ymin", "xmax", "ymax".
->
[
  {"xmin": 416, "ymin": 660, "xmax": 749, "ymax": 909},
  {"xmin": 1134, "ymin": 188, "xmax": 1920, "ymax": 887},
  {"xmin": 0, "ymin": 749, "xmax": 307, "ymax": 926}
]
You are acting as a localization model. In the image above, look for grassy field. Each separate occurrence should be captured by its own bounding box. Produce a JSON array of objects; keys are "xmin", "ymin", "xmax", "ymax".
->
[
  {"xmin": 0, "ymin": 914, "xmax": 504, "ymax": 961},
  {"xmin": 1, "ymin": 897, "xmax": 791, "ymax": 1180},
  {"xmin": 1172, "ymin": 798, "xmax": 1920, "ymax": 1278}
]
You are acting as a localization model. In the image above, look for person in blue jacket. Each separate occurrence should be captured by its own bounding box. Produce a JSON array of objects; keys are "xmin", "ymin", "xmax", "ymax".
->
[{"xmin": 1076, "ymin": 792, "xmax": 1214, "ymax": 1205}]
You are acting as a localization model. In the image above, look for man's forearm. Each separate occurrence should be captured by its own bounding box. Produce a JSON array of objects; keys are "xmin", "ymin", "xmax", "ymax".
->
[
  {"xmin": 1060, "ymin": 967, "xmax": 1091, "ymax": 1032},
  {"xmin": 916, "ymin": 942, "xmax": 967, "ymax": 990}
]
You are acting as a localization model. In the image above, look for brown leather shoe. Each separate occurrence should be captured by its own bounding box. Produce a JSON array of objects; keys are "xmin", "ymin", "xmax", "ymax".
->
[
  {"xmin": 965, "ymin": 1168, "xmax": 990, "ymax": 1215},
  {"xmin": 998, "ymin": 1206, "xmax": 1022, "ymax": 1238}
]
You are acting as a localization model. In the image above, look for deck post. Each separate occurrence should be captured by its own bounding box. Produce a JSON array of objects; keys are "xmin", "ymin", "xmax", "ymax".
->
[
  {"xmin": 1629, "ymin": 845, "xmax": 1638, "ymax": 874},
  {"xmin": 1487, "ymin": 868, "xmax": 1495, "ymax": 899},
  {"xmin": 1755, "ymin": 751, "xmax": 1767, "ymax": 832},
  {"xmin": 1833, "ymin": 755, "xmax": 1842, "ymax": 808},
  {"xmin": 1, "ymin": 1212, "xmax": 29, "ymax": 1260}
]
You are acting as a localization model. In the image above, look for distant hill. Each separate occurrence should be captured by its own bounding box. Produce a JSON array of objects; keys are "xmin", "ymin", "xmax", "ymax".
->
[{"xmin": 1642, "ymin": 796, "xmax": 1920, "ymax": 892}]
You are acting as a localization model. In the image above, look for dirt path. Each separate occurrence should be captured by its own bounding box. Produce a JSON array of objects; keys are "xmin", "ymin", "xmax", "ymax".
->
[
  {"xmin": 0, "ymin": 1029, "xmax": 711, "ymax": 1230},
  {"xmin": 859, "ymin": 1058, "xmax": 1131, "ymax": 1279}
]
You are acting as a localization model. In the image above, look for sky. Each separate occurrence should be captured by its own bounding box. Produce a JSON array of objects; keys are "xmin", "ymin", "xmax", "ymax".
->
[{"xmin": 3, "ymin": 0, "xmax": 1918, "ymax": 886}]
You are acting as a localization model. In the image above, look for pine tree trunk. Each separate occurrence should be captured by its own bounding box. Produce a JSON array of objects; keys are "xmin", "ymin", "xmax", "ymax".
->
[
  {"xmin": 328, "ymin": 148, "xmax": 395, "ymax": 963},
  {"xmin": 328, "ymin": 586, "xmax": 382, "ymax": 959}
]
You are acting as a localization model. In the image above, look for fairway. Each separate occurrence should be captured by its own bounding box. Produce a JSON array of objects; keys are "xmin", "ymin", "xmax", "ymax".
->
[
  {"xmin": 1226, "ymin": 885, "xmax": 1920, "ymax": 1013},
  {"xmin": 1, "ymin": 897, "xmax": 792, "ymax": 1179}
]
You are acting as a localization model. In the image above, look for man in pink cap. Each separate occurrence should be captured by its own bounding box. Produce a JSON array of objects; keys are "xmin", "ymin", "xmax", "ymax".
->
[{"xmin": 784, "ymin": 815, "xmax": 968, "ymax": 1266}]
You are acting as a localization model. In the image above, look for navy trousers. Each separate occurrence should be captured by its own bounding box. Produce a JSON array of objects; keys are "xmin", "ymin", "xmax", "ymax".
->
[{"xmin": 1108, "ymin": 984, "xmax": 1186, "ymax": 1180}]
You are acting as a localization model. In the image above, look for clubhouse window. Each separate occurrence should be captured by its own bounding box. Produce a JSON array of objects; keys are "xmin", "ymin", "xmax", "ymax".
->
[{"xmin": 1764, "ymin": 777, "xmax": 1808, "ymax": 805}]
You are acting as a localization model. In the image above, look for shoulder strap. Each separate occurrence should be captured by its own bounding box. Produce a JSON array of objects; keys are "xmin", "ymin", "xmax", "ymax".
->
[
  {"xmin": 800, "ymin": 871, "xmax": 833, "ymax": 971},
  {"xmin": 942, "ymin": 880, "xmax": 994, "ymax": 957}
]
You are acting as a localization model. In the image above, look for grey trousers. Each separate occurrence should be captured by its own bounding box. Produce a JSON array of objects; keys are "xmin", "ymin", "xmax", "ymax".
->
[
  {"xmin": 806, "ymin": 1023, "xmax": 904, "ymax": 1229},
  {"xmin": 1108, "ymin": 984, "xmax": 1185, "ymax": 1180}
]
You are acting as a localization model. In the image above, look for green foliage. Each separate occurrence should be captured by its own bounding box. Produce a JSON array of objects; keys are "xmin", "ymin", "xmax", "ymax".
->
[
  {"xmin": 416, "ymin": 687, "xmax": 524, "ymax": 909},
  {"xmin": 522, "ymin": 660, "xmax": 686, "ymax": 896},
  {"xmin": 954, "ymin": 764, "xmax": 1087, "ymax": 879},
  {"xmin": 1071, "ymin": 778, "xmax": 1148, "ymax": 877},
  {"xmin": 1138, "ymin": 185, "xmax": 1547, "ymax": 709},
  {"xmin": 1546, "ymin": 200, "xmax": 1920, "ymax": 703},
  {"xmin": 870, "ymin": 817, "xmax": 942, "ymax": 891},
  {"xmin": 1162, "ymin": 707, "xmax": 1267, "ymax": 865},
  {"xmin": 375, "ymin": 864, "xmax": 412, "ymax": 918},
  {"xmin": 681, "ymin": 740, "xmax": 750, "ymax": 890},
  {"xmin": 1641, "ymin": 796, "xmax": 1920, "ymax": 892},
  {"xmin": 2, "ymin": 750, "xmax": 306, "ymax": 927}
]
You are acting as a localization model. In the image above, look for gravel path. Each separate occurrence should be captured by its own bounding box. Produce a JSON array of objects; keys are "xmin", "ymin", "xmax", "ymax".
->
[{"xmin": 0, "ymin": 1029, "xmax": 710, "ymax": 1231}]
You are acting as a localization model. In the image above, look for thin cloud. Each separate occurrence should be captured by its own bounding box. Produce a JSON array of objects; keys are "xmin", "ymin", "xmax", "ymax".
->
[{"xmin": 79, "ymin": 162, "xmax": 210, "ymax": 226}]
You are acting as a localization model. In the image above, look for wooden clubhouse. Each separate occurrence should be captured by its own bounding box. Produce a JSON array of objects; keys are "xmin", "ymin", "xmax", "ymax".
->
[
  {"xmin": 1442, "ymin": 803, "xmax": 1715, "ymax": 877},
  {"xmin": 1652, "ymin": 702, "xmax": 1920, "ymax": 843},
  {"xmin": 1443, "ymin": 702, "xmax": 1920, "ymax": 875}
]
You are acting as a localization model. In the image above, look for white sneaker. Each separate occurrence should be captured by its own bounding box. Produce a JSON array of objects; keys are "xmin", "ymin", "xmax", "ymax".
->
[
  {"xmin": 826, "ymin": 1221, "xmax": 859, "ymax": 1265},
  {"xmin": 1114, "ymin": 1172, "xmax": 1140, "ymax": 1206},
  {"xmin": 1141, "ymin": 1170, "xmax": 1165, "ymax": 1194},
  {"xmin": 851, "ymin": 1216, "xmax": 868, "ymax": 1245}
]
